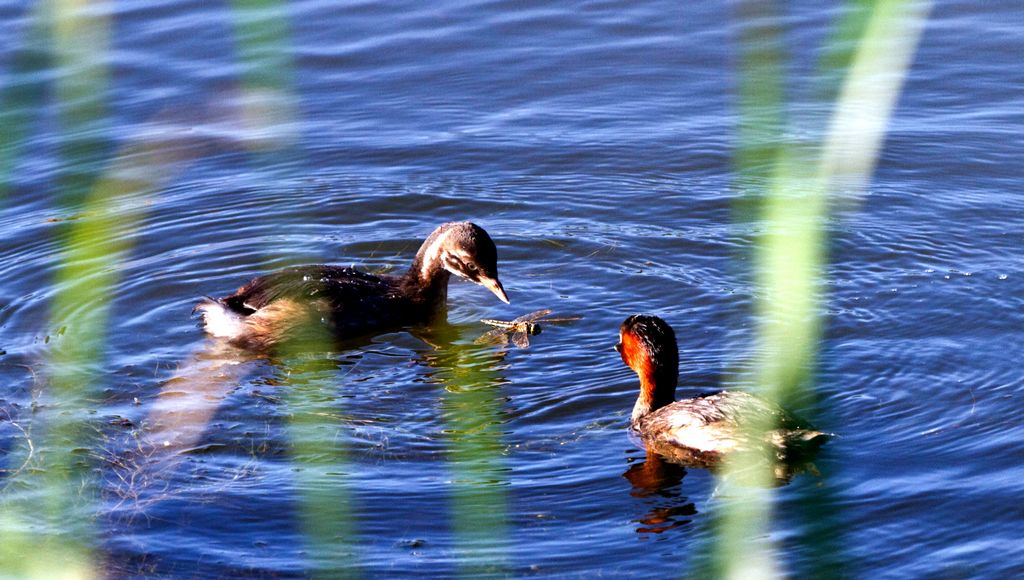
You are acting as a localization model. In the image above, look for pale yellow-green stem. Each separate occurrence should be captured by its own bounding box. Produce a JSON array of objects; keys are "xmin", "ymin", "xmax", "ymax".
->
[{"xmin": 713, "ymin": 1, "xmax": 932, "ymax": 578}]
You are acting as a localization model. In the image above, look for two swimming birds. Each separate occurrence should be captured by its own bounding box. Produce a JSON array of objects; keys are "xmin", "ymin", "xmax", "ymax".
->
[{"xmin": 195, "ymin": 221, "xmax": 828, "ymax": 467}]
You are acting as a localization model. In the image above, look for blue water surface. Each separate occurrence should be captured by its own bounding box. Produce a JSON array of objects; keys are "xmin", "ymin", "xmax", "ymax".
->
[{"xmin": 1, "ymin": 0, "xmax": 1023, "ymax": 577}]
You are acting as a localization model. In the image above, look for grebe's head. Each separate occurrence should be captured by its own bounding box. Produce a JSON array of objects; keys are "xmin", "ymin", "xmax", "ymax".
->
[
  {"xmin": 420, "ymin": 222, "xmax": 509, "ymax": 304},
  {"xmin": 616, "ymin": 314, "xmax": 679, "ymax": 401}
]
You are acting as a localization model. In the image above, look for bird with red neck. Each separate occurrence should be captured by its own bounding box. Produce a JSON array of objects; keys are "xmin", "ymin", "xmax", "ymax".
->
[{"xmin": 616, "ymin": 314, "xmax": 828, "ymax": 468}]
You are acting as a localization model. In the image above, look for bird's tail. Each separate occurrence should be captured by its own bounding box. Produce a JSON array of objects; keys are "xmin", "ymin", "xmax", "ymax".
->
[{"xmin": 193, "ymin": 296, "xmax": 245, "ymax": 340}]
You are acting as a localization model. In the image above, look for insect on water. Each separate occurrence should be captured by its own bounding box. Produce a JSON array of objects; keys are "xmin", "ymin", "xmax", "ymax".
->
[{"xmin": 476, "ymin": 309, "xmax": 583, "ymax": 348}]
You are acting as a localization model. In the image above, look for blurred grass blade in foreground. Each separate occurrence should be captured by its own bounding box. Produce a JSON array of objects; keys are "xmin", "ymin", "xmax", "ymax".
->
[
  {"xmin": 714, "ymin": 0, "xmax": 932, "ymax": 578},
  {"xmin": 425, "ymin": 327, "xmax": 511, "ymax": 577}
]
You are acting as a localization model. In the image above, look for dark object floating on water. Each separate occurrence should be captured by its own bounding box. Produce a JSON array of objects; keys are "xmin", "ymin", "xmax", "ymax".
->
[
  {"xmin": 107, "ymin": 416, "xmax": 136, "ymax": 428},
  {"xmin": 476, "ymin": 309, "xmax": 582, "ymax": 348},
  {"xmin": 616, "ymin": 314, "xmax": 829, "ymax": 470},
  {"xmin": 194, "ymin": 222, "xmax": 509, "ymax": 349}
]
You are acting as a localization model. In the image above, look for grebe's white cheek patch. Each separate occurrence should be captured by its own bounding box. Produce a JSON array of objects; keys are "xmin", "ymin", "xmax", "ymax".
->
[{"xmin": 443, "ymin": 254, "xmax": 470, "ymax": 279}]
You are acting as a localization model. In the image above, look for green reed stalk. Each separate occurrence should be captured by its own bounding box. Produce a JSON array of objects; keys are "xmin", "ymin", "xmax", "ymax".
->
[
  {"xmin": 425, "ymin": 327, "xmax": 511, "ymax": 577},
  {"xmin": 223, "ymin": 0, "xmax": 363, "ymax": 573},
  {"xmin": 281, "ymin": 349, "xmax": 362, "ymax": 577},
  {"xmin": 2, "ymin": 116, "xmax": 193, "ymax": 580},
  {"xmin": 0, "ymin": 1, "xmax": 116, "ymax": 576},
  {"xmin": 712, "ymin": 0, "xmax": 932, "ymax": 578},
  {"xmin": 0, "ymin": 4, "xmax": 206, "ymax": 574}
]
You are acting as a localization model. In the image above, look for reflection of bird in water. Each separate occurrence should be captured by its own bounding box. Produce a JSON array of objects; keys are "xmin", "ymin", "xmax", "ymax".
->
[
  {"xmin": 475, "ymin": 309, "xmax": 582, "ymax": 348},
  {"xmin": 633, "ymin": 504, "xmax": 697, "ymax": 535},
  {"xmin": 195, "ymin": 222, "xmax": 510, "ymax": 350},
  {"xmin": 616, "ymin": 314, "xmax": 829, "ymax": 470},
  {"xmin": 623, "ymin": 450, "xmax": 687, "ymax": 497},
  {"xmin": 623, "ymin": 450, "xmax": 695, "ymax": 534}
]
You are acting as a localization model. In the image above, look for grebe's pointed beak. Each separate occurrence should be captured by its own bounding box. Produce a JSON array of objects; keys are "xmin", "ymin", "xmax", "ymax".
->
[{"xmin": 481, "ymin": 276, "xmax": 510, "ymax": 304}]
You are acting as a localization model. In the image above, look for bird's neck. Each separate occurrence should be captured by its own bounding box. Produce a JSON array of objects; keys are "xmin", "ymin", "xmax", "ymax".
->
[
  {"xmin": 403, "ymin": 229, "xmax": 452, "ymax": 308},
  {"xmin": 631, "ymin": 365, "xmax": 677, "ymax": 425}
]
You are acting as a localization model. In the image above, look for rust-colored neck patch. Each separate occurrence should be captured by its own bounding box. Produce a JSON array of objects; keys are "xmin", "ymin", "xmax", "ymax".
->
[
  {"xmin": 618, "ymin": 320, "xmax": 678, "ymax": 421},
  {"xmin": 620, "ymin": 329, "xmax": 658, "ymax": 400}
]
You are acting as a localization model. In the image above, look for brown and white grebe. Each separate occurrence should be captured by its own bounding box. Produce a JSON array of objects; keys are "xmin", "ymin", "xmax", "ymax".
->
[
  {"xmin": 616, "ymin": 314, "xmax": 828, "ymax": 468},
  {"xmin": 195, "ymin": 221, "xmax": 509, "ymax": 349}
]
